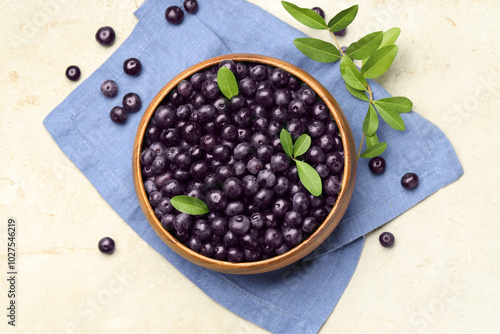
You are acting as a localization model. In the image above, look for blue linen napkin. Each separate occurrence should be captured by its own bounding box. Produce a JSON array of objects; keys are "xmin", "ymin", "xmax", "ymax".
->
[{"xmin": 43, "ymin": 0, "xmax": 463, "ymax": 333}]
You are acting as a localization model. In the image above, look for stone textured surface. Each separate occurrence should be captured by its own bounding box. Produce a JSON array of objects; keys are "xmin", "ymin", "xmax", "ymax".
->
[{"xmin": 0, "ymin": 0, "xmax": 499, "ymax": 333}]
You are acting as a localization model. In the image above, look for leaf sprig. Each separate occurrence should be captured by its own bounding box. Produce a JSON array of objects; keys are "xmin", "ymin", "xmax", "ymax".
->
[
  {"xmin": 281, "ymin": 1, "xmax": 413, "ymax": 159},
  {"xmin": 280, "ymin": 129, "xmax": 322, "ymax": 197}
]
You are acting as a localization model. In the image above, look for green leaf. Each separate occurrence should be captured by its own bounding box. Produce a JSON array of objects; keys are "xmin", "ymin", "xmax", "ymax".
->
[
  {"xmin": 217, "ymin": 67, "xmax": 238, "ymax": 99},
  {"xmin": 360, "ymin": 142, "xmax": 387, "ymax": 158},
  {"xmin": 280, "ymin": 129, "xmax": 294, "ymax": 159},
  {"xmin": 380, "ymin": 27, "xmax": 401, "ymax": 48},
  {"xmin": 360, "ymin": 45, "xmax": 398, "ymax": 79},
  {"xmin": 340, "ymin": 55, "xmax": 367, "ymax": 91},
  {"xmin": 293, "ymin": 134, "xmax": 311, "ymax": 158},
  {"xmin": 170, "ymin": 196, "xmax": 209, "ymax": 215},
  {"xmin": 373, "ymin": 101, "xmax": 405, "ymax": 131},
  {"xmin": 365, "ymin": 133, "xmax": 379, "ymax": 148},
  {"xmin": 363, "ymin": 104, "xmax": 379, "ymax": 137},
  {"xmin": 345, "ymin": 83, "xmax": 369, "ymax": 101},
  {"xmin": 361, "ymin": 28, "xmax": 401, "ymax": 66},
  {"xmin": 281, "ymin": 1, "xmax": 327, "ymax": 30},
  {"xmin": 372, "ymin": 97, "xmax": 413, "ymax": 113},
  {"xmin": 328, "ymin": 5, "xmax": 359, "ymax": 32},
  {"xmin": 345, "ymin": 31, "xmax": 383, "ymax": 60},
  {"xmin": 293, "ymin": 38, "xmax": 341, "ymax": 63},
  {"xmin": 296, "ymin": 160, "xmax": 322, "ymax": 196}
]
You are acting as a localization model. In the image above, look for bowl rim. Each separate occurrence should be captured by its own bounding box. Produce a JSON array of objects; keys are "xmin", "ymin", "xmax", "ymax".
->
[{"xmin": 132, "ymin": 53, "xmax": 357, "ymax": 274}]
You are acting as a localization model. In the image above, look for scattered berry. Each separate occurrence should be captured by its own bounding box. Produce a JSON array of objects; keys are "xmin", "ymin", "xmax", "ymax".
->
[
  {"xmin": 123, "ymin": 57, "xmax": 142, "ymax": 76},
  {"xmin": 369, "ymin": 156, "xmax": 386, "ymax": 174},
  {"xmin": 401, "ymin": 172, "xmax": 419, "ymax": 189},
  {"xmin": 101, "ymin": 80, "xmax": 118, "ymax": 98},
  {"xmin": 379, "ymin": 232, "xmax": 395, "ymax": 248},
  {"xmin": 65, "ymin": 65, "xmax": 81, "ymax": 81},
  {"xmin": 110, "ymin": 106, "xmax": 127, "ymax": 124},
  {"xmin": 95, "ymin": 26, "xmax": 116, "ymax": 46},
  {"xmin": 122, "ymin": 92, "xmax": 142, "ymax": 112},
  {"xmin": 165, "ymin": 6, "xmax": 184, "ymax": 25},
  {"xmin": 333, "ymin": 28, "xmax": 347, "ymax": 37},
  {"xmin": 311, "ymin": 7, "xmax": 325, "ymax": 19},
  {"xmin": 98, "ymin": 237, "xmax": 115, "ymax": 254},
  {"xmin": 183, "ymin": 0, "xmax": 199, "ymax": 14}
]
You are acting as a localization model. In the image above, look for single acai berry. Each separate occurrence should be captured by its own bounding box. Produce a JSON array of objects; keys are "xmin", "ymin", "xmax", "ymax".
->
[
  {"xmin": 100, "ymin": 80, "xmax": 118, "ymax": 98},
  {"xmin": 95, "ymin": 26, "xmax": 116, "ymax": 46},
  {"xmin": 122, "ymin": 92, "xmax": 142, "ymax": 112},
  {"xmin": 369, "ymin": 156, "xmax": 386, "ymax": 174},
  {"xmin": 165, "ymin": 6, "xmax": 185, "ymax": 25},
  {"xmin": 333, "ymin": 28, "xmax": 347, "ymax": 37},
  {"xmin": 65, "ymin": 65, "xmax": 81, "ymax": 81},
  {"xmin": 123, "ymin": 57, "xmax": 142, "ymax": 76},
  {"xmin": 98, "ymin": 237, "xmax": 115, "ymax": 254},
  {"xmin": 183, "ymin": 0, "xmax": 199, "ymax": 14},
  {"xmin": 379, "ymin": 232, "xmax": 395, "ymax": 248},
  {"xmin": 311, "ymin": 7, "xmax": 325, "ymax": 19},
  {"xmin": 401, "ymin": 172, "xmax": 419, "ymax": 189},
  {"xmin": 110, "ymin": 106, "xmax": 127, "ymax": 124}
]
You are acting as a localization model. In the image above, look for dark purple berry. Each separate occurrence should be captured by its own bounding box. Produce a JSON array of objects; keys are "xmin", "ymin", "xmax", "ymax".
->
[
  {"xmin": 257, "ymin": 170, "xmax": 276, "ymax": 189},
  {"xmin": 122, "ymin": 92, "xmax": 141, "ymax": 112},
  {"xmin": 282, "ymin": 226, "xmax": 303, "ymax": 247},
  {"xmin": 227, "ymin": 247, "xmax": 244, "ymax": 263},
  {"xmin": 101, "ymin": 80, "xmax": 118, "ymax": 98},
  {"xmin": 311, "ymin": 7, "xmax": 325, "ymax": 19},
  {"xmin": 274, "ymin": 176, "xmax": 290, "ymax": 196},
  {"xmin": 270, "ymin": 153, "xmax": 291, "ymax": 173},
  {"xmin": 264, "ymin": 228, "xmax": 282, "ymax": 249},
  {"xmin": 297, "ymin": 86, "xmax": 316, "ymax": 105},
  {"xmin": 269, "ymin": 68, "xmax": 290, "ymax": 88},
  {"xmin": 98, "ymin": 237, "xmax": 115, "ymax": 254},
  {"xmin": 302, "ymin": 217, "xmax": 319, "ymax": 233},
  {"xmin": 228, "ymin": 215, "xmax": 250, "ymax": 236},
  {"xmin": 242, "ymin": 175, "xmax": 259, "ymax": 196},
  {"xmin": 225, "ymin": 201, "xmax": 245, "ymax": 216},
  {"xmin": 250, "ymin": 65, "xmax": 267, "ymax": 81},
  {"xmin": 272, "ymin": 198, "xmax": 290, "ymax": 217},
  {"xmin": 253, "ymin": 189, "xmax": 274, "ymax": 208},
  {"xmin": 95, "ymin": 26, "xmax": 115, "ymax": 46},
  {"xmin": 206, "ymin": 190, "xmax": 228, "ymax": 211},
  {"xmin": 201, "ymin": 80, "xmax": 219, "ymax": 99},
  {"xmin": 379, "ymin": 232, "xmax": 395, "ymax": 247},
  {"xmin": 401, "ymin": 172, "xmax": 419, "ymax": 189},
  {"xmin": 326, "ymin": 152, "xmax": 344, "ymax": 175},
  {"xmin": 183, "ymin": 0, "xmax": 198, "ymax": 14},
  {"xmin": 306, "ymin": 146, "xmax": 326, "ymax": 164},
  {"xmin": 369, "ymin": 156, "xmax": 386, "ymax": 174},
  {"xmin": 288, "ymin": 99, "xmax": 307, "ymax": 117},
  {"xmin": 324, "ymin": 175, "xmax": 342, "ymax": 196},
  {"xmin": 182, "ymin": 121, "xmax": 202, "ymax": 144},
  {"xmin": 292, "ymin": 192, "xmax": 309, "ymax": 212},
  {"xmin": 333, "ymin": 28, "xmax": 347, "ymax": 37},
  {"xmin": 65, "ymin": 65, "xmax": 80, "ymax": 81},
  {"xmin": 174, "ymin": 213, "xmax": 192, "ymax": 233},
  {"xmin": 165, "ymin": 6, "xmax": 184, "ymax": 25},
  {"xmin": 110, "ymin": 106, "xmax": 127, "ymax": 124},
  {"xmin": 311, "ymin": 102, "xmax": 329, "ymax": 120},
  {"xmin": 284, "ymin": 211, "xmax": 303, "ymax": 228},
  {"xmin": 223, "ymin": 177, "xmax": 243, "ymax": 199},
  {"xmin": 177, "ymin": 80, "xmax": 193, "ymax": 97},
  {"xmin": 123, "ymin": 58, "xmax": 142, "ymax": 76}
]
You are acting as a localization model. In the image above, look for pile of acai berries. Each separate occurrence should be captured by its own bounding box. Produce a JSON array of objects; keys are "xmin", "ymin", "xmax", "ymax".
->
[{"xmin": 140, "ymin": 60, "xmax": 345, "ymax": 262}]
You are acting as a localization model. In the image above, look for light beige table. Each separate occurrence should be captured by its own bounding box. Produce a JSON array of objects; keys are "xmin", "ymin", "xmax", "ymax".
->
[{"xmin": 1, "ymin": 0, "xmax": 499, "ymax": 333}]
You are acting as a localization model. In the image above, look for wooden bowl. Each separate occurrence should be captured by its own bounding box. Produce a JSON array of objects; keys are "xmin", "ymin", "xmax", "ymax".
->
[{"xmin": 132, "ymin": 54, "xmax": 357, "ymax": 274}]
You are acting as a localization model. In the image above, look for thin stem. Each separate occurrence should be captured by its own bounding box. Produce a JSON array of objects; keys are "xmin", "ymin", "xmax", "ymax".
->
[
  {"xmin": 366, "ymin": 83, "xmax": 374, "ymax": 102},
  {"xmin": 330, "ymin": 30, "xmax": 345, "ymax": 56},
  {"xmin": 357, "ymin": 133, "xmax": 365, "ymax": 162}
]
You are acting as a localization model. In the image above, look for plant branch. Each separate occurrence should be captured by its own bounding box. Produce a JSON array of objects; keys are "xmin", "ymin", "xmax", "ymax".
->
[
  {"xmin": 357, "ymin": 133, "xmax": 365, "ymax": 161},
  {"xmin": 330, "ymin": 30, "xmax": 345, "ymax": 56}
]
